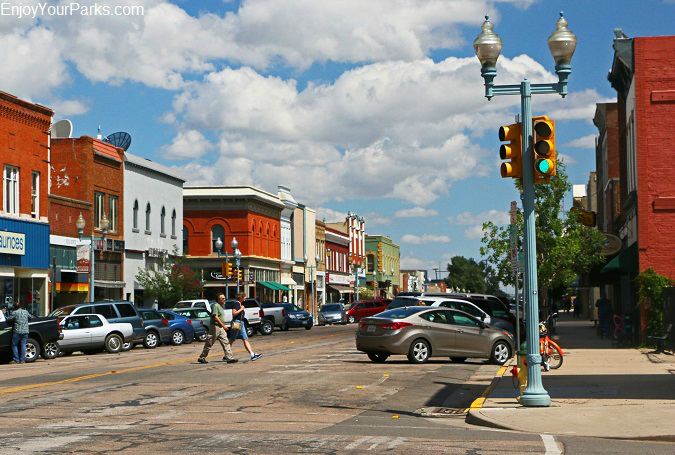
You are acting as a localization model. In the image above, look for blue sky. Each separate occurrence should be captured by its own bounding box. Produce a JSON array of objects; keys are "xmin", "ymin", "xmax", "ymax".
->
[{"xmin": 3, "ymin": 0, "xmax": 674, "ymax": 278}]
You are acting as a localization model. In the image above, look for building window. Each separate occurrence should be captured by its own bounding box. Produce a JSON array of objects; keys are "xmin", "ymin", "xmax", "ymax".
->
[
  {"xmin": 133, "ymin": 200, "xmax": 139, "ymax": 229},
  {"xmin": 30, "ymin": 171, "xmax": 40, "ymax": 218},
  {"xmin": 212, "ymin": 224, "xmax": 225, "ymax": 253},
  {"xmin": 3, "ymin": 165, "xmax": 19, "ymax": 215},
  {"xmin": 367, "ymin": 254, "xmax": 375, "ymax": 273},
  {"xmin": 171, "ymin": 209, "xmax": 176, "ymax": 236},
  {"xmin": 160, "ymin": 206, "xmax": 166, "ymax": 235},
  {"xmin": 94, "ymin": 192, "xmax": 105, "ymax": 229},
  {"xmin": 183, "ymin": 226, "xmax": 189, "ymax": 255},
  {"xmin": 109, "ymin": 195, "xmax": 118, "ymax": 232},
  {"xmin": 145, "ymin": 203, "xmax": 151, "ymax": 231}
]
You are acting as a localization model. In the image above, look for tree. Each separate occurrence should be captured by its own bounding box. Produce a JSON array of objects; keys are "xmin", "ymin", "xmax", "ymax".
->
[
  {"xmin": 135, "ymin": 246, "xmax": 202, "ymax": 308},
  {"xmin": 480, "ymin": 161, "xmax": 605, "ymax": 302},
  {"xmin": 444, "ymin": 255, "xmax": 504, "ymax": 295}
]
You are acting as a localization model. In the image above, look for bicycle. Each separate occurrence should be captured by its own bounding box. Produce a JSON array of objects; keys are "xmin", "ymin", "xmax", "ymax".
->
[{"xmin": 540, "ymin": 312, "xmax": 563, "ymax": 371}]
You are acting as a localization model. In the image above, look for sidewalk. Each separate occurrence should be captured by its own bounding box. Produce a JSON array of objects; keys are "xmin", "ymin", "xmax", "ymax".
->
[{"xmin": 466, "ymin": 313, "xmax": 675, "ymax": 440}]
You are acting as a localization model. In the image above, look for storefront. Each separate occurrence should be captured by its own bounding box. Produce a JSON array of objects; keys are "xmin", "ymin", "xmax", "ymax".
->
[
  {"xmin": 0, "ymin": 218, "xmax": 50, "ymax": 316},
  {"xmin": 326, "ymin": 272, "xmax": 355, "ymax": 304},
  {"xmin": 50, "ymin": 234, "xmax": 89, "ymax": 308}
]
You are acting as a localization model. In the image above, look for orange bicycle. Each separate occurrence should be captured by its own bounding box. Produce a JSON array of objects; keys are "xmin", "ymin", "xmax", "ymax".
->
[{"xmin": 540, "ymin": 312, "xmax": 563, "ymax": 370}]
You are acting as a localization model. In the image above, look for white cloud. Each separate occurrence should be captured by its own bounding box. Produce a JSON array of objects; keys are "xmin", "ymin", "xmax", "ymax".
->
[
  {"xmin": 161, "ymin": 130, "xmax": 214, "ymax": 160},
  {"xmin": 363, "ymin": 212, "xmax": 391, "ymax": 227},
  {"xmin": 400, "ymin": 234, "xmax": 451, "ymax": 245},
  {"xmin": 316, "ymin": 207, "xmax": 346, "ymax": 223},
  {"xmin": 565, "ymin": 134, "xmax": 596, "ymax": 149},
  {"xmin": 448, "ymin": 210, "xmax": 509, "ymax": 226},
  {"xmin": 557, "ymin": 154, "xmax": 577, "ymax": 165},
  {"xmin": 539, "ymin": 89, "xmax": 614, "ymax": 123},
  {"xmin": 464, "ymin": 225, "xmax": 485, "ymax": 240},
  {"xmin": 49, "ymin": 99, "xmax": 90, "ymax": 117},
  {"xmin": 395, "ymin": 207, "xmax": 439, "ymax": 218}
]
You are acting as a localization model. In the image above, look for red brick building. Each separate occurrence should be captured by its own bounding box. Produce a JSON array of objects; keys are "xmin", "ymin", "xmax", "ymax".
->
[
  {"xmin": 598, "ymin": 31, "xmax": 675, "ymax": 338},
  {"xmin": 0, "ymin": 91, "xmax": 53, "ymax": 315},
  {"xmin": 50, "ymin": 136, "xmax": 125, "ymax": 304},
  {"xmin": 182, "ymin": 186, "xmax": 284, "ymax": 301}
]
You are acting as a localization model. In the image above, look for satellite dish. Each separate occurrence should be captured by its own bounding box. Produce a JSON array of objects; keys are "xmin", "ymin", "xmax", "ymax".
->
[
  {"xmin": 52, "ymin": 119, "xmax": 73, "ymax": 138},
  {"xmin": 104, "ymin": 132, "xmax": 132, "ymax": 151}
]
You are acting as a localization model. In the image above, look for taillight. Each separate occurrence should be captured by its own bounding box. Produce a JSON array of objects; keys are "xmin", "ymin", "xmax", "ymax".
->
[
  {"xmin": 282, "ymin": 309, "xmax": 286, "ymax": 317},
  {"xmin": 380, "ymin": 322, "xmax": 413, "ymax": 330},
  {"xmin": 187, "ymin": 319, "xmax": 192, "ymax": 325},
  {"xmin": 358, "ymin": 322, "xmax": 365, "ymax": 328},
  {"xmin": 200, "ymin": 321, "xmax": 204, "ymax": 325},
  {"xmin": 161, "ymin": 318, "xmax": 169, "ymax": 326},
  {"xmin": 259, "ymin": 308, "xmax": 265, "ymax": 317}
]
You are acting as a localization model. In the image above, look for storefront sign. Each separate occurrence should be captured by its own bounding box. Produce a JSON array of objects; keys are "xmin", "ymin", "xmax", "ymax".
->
[
  {"xmin": 326, "ymin": 273, "xmax": 351, "ymax": 285},
  {"xmin": 76, "ymin": 244, "xmax": 91, "ymax": 272},
  {"xmin": 0, "ymin": 231, "xmax": 25, "ymax": 255},
  {"xmin": 210, "ymin": 270, "xmax": 226, "ymax": 280}
]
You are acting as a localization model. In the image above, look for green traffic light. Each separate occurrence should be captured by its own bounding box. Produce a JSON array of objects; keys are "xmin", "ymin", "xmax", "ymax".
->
[{"xmin": 535, "ymin": 159, "xmax": 551, "ymax": 174}]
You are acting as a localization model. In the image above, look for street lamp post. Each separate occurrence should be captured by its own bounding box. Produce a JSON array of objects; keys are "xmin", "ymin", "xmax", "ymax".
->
[
  {"xmin": 231, "ymin": 237, "xmax": 241, "ymax": 294},
  {"xmin": 473, "ymin": 13, "xmax": 576, "ymax": 407},
  {"xmin": 76, "ymin": 212, "xmax": 109, "ymax": 302},
  {"xmin": 215, "ymin": 237, "xmax": 230, "ymax": 298}
]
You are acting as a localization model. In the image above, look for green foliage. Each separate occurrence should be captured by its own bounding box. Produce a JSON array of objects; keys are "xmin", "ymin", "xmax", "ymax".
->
[
  {"xmin": 636, "ymin": 267, "xmax": 675, "ymax": 338},
  {"xmin": 357, "ymin": 287, "xmax": 374, "ymax": 300},
  {"xmin": 135, "ymin": 246, "xmax": 202, "ymax": 308},
  {"xmin": 480, "ymin": 161, "xmax": 606, "ymax": 299},
  {"xmin": 443, "ymin": 255, "xmax": 504, "ymax": 295}
]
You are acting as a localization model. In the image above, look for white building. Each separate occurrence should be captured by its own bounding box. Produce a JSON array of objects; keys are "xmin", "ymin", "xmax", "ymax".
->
[{"xmin": 123, "ymin": 153, "xmax": 184, "ymax": 307}]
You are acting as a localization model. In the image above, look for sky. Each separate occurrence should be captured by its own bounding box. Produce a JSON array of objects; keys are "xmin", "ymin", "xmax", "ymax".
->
[{"xmin": 3, "ymin": 0, "xmax": 674, "ymax": 279}]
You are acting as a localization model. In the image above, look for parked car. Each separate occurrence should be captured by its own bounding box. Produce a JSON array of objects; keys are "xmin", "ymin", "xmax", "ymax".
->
[
  {"xmin": 0, "ymin": 309, "xmax": 62, "ymax": 363},
  {"xmin": 173, "ymin": 299, "xmax": 213, "ymax": 313},
  {"xmin": 318, "ymin": 303, "xmax": 347, "ymax": 325},
  {"xmin": 137, "ymin": 309, "xmax": 173, "ymax": 348},
  {"xmin": 386, "ymin": 295, "xmax": 425, "ymax": 310},
  {"xmin": 157, "ymin": 310, "xmax": 198, "ymax": 345},
  {"xmin": 49, "ymin": 301, "xmax": 146, "ymax": 351},
  {"xmin": 223, "ymin": 298, "xmax": 271, "ymax": 336},
  {"xmin": 345, "ymin": 299, "xmax": 390, "ymax": 323},
  {"xmin": 172, "ymin": 308, "xmax": 210, "ymax": 341},
  {"xmin": 259, "ymin": 303, "xmax": 289, "ymax": 331},
  {"xmin": 426, "ymin": 298, "xmax": 515, "ymax": 334},
  {"xmin": 356, "ymin": 306, "xmax": 514, "ymax": 365},
  {"xmin": 58, "ymin": 314, "xmax": 134, "ymax": 355},
  {"xmin": 278, "ymin": 304, "xmax": 313, "ymax": 330}
]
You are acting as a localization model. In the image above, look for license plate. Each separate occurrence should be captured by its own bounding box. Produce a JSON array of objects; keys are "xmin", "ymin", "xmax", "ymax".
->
[{"xmin": 367, "ymin": 325, "xmax": 376, "ymax": 332}]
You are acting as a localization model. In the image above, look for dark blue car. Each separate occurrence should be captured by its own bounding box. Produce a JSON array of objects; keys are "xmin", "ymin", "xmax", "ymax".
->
[
  {"xmin": 158, "ymin": 310, "xmax": 198, "ymax": 345},
  {"xmin": 278, "ymin": 304, "xmax": 313, "ymax": 330}
]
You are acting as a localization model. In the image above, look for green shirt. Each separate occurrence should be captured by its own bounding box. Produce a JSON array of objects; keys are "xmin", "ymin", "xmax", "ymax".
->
[
  {"xmin": 210, "ymin": 303, "xmax": 225, "ymax": 327},
  {"xmin": 8, "ymin": 308, "xmax": 33, "ymax": 334}
]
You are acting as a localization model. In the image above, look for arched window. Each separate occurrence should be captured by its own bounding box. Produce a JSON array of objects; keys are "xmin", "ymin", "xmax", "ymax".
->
[
  {"xmin": 160, "ymin": 206, "xmax": 166, "ymax": 235},
  {"xmin": 133, "ymin": 200, "xmax": 139, "ymax": 229},
  {"xmin": 183, "ymin": 226, "xmax": 189, "ymax": 255},
  {"xmin": 171, "ymin": 210, "xmax": 176, "ymax": 236},
  {"xmin": 145, "ymin": 203, "xmax": 151, "ymax": 231},
  {"xmin": 211, "ymin": 224, "xmax": 225, "ymax": 253}
]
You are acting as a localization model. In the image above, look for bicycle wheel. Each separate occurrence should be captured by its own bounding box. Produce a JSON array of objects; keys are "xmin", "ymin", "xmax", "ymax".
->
[{"xmin": 546, "ymin": 344, "xmax": 563, "ymax": 369}]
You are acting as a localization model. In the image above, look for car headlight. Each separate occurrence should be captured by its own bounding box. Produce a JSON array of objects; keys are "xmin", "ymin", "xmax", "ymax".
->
[{"xmin": 288, "ymin": 314, "xmax": 297, "ymax": 319}]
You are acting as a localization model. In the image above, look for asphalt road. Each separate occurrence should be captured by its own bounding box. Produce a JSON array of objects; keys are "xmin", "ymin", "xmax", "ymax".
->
[{"xmin": 0, "ymin": 324, "xmax": 673, "ymax": 454}]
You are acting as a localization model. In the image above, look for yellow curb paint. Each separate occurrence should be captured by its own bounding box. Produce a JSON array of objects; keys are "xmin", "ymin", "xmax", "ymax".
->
[
  {"xmin": 392, "ymin": 414, "xmax": 399, "ymax": 419},
  {"xmin": 0, "ymin": 332, "xmax": 346, "ymax": 395},
  {"xmin": 356, "ymin": 385, "xmax": 363, "ymax": 389},
  {"xmin": 383, "ymin": 374, "xmax": 389, "ymax": 377},
  {"xmin": 468, "ymin": 364, "xmax": 511, "ymax": 411}
]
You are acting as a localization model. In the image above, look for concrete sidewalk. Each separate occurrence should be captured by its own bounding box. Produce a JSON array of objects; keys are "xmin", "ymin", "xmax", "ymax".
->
[{"xmin": 466, "ymin": 313, "xmax": 675, "ymax": 440}]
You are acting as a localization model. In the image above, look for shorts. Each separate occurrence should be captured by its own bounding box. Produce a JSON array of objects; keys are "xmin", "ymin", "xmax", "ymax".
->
[{"xmin": 229, "ymin": 319, "xmax": 248, "ymax": 341}]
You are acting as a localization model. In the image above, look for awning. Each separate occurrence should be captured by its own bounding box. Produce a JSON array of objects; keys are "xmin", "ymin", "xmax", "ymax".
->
[
  {"xmin": 258, "ymin": 281, "xmax": 291, "ymax": 291},
  {"xmin": 280, "ymin": 276, "xmax": 297, "ymax": 286},
  {"xmin": 94, "ymin": 280, "xmax": 125, "ymax": 288},
  {"xmin": 601, "ymin": 242, "xmax": 639, "ymax": 275},
  {"xmin": 329, "ymin": 284, "xmax": 355, "ymax": 293}
]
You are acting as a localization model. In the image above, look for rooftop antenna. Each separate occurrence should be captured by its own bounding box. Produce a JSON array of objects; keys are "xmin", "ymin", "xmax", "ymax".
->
[
  {"xmin": 97, "ymin": 125, "xmax": 102, "ymax": 140},
  {"xmin": 51, "ymin": 119, "xmax": 73, "ymax": 138},
  {"xmin": 103, "ymin": 132, "xmax": 132, "ymax": 151}
]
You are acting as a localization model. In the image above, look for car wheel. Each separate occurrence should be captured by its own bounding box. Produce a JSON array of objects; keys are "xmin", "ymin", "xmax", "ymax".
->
[
  {"xmin": 105, "ymin": 334, "xmax": 123, "ymax": 353},
  {"xmin": 259, "ymin": 320, "xmax": 274, "ymax": 336},
  {"xmin": 407, "ymin": 339, "xmax": 430, "ymax": 364},
  {"xmin": 143, "ymin": 331, "xmax": 159, "ymax": 349},
  {"xmin": 42, "ymin": 341, "xmax": 60, "ymax": 359},
  {"xmin": 450, "ymin": 357, "xmax": 467, "ymax": 363},
  {"xmin": 171, "ymin": 330, "xmax": 185, "ymax": 346},
  {"xmin": 245, "ymin": 323, "xmax": 255, "ymax": 338},
  {"xmin": 24, "ymin": 338, "xmax": 40, "ymax": 363},
  {"xmin": 121, "ymin": 342, "xmax": 134, "ymax": 351},
  {"xmin": 490, "ymin": 341, "xmax": 511, "ymax": 365},
  {"xmin": 281, "ymin": 320, "xmax": 289, "ymax": 331},
  {"xmin": 197, "ymin": 332, "xmax": 208, "ymax": 342},
  {"xmin": 367, "ymin": 352, "xmax": 389, "ymax": 363},
  {"xmin": 347, "ymin": 315, "xmax": 356, "ymax": 324},
  {"xmin": 305, "ymin": 323, "xmax": 313, "ymax": 330}
]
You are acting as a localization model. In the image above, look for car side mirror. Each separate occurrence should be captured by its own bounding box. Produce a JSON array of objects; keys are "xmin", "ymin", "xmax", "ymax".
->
[{"xmin": 479, "ymin": 321, "xmax": 486, "ymax": 329}]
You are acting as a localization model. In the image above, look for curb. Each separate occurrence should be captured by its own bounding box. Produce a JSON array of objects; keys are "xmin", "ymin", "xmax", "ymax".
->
[{"xmin": 464, "ymin": 358, "xmax": 522, "ymax": 430}]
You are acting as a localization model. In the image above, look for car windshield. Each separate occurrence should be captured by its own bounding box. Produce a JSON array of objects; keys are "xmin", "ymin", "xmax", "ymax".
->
[
  {"xmin": 321, "ymin": 304, "xmax": 341, "ymax": 311},
  {"xmin": 174, "ymin": 302, "xmax": 192, "ymax": 308},
  {"xmin": 387, "ymin": 297, "xmax": 421, "ymax": 309},
  {"xmin": 50, "ymin": 306, "xmax": 75, "ymax": 316},
  {"xmin": 375, "ymin": 307, "xmax": 428, "ymax": 319}
]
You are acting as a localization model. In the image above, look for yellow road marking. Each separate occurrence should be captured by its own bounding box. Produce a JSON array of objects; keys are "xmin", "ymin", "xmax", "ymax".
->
[
  {"xmin": 467, "ymin": 364, "xmax": 509, "ymax": 412},
  {"xmin": 0, "ymin": 331, "xmax": 347, "ymax": 395}
]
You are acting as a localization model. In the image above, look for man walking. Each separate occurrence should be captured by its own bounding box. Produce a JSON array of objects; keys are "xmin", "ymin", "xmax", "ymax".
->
[
  {"xmin": 595, "ymin": 293, "xmax": 612, "ymax": 339},
  {"xmin": 229, "ymin": 292, "xmax": 262, "ymax": 361},
  {"xmin": 7, "ymin": 301, "xmax": 33, "ymax": 364},
  {"xmin": 198, "ymin": 293, "xmax": 237, "ymax": 364}
]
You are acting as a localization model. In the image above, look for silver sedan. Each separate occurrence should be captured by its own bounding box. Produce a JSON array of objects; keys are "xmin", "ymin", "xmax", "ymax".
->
[{"xmin": 355, "ymin": 307, "xmax": 514, "ymax": 365}]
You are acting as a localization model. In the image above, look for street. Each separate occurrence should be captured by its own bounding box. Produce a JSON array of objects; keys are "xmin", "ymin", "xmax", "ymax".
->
[{"xmin": 1, "ymin": 324, "xmax": 673, "ymax": 454}]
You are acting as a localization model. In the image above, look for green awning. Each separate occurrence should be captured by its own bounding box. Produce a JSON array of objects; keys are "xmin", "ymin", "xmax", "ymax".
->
[
  {"xmin": 601, "ymin": 242, "xmax": 638, "ymax": 275},
  {"xmin": 258, "ymin": 281, "xmax": 291, "ymax": 291}
]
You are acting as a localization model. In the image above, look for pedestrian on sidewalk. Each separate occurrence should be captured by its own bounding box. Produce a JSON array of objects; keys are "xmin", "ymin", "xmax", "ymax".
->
[
  {"xmin": 198, "ymin": 293, "xmax": 237, "ymax": 364},
  {"xmin": 229, "ymin": 292, "xmax": 262, "ymax": 361},
  {"xmin": 595, "ymin": 293, "xmax": 612, "ymax": 338},
  {"xmin": 573, "ymin": 296, "xmax": 581, "ymax": 318},
  {"xmin": 6, "ymin": 301, "xmax": 33, "ymax": 364}
]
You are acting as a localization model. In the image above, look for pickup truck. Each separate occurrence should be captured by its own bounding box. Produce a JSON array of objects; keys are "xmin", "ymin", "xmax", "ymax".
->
[
  {"xmin": 259, "ymin": 303, "xmax": 290, "ymax": 331},
  {"xmin": 0, "ymin": 310, "xmax": 62, "ymax": 363},
  {"xmin": 224, "ymin": 298, "xmax": 274, "ymax": 337}
]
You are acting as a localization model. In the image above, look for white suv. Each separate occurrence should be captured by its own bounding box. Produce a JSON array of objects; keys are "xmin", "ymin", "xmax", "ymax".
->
[
  {"xmin": 174, "ymin": 299, "xmax": 213, "ymax": 313},
  {"xmin": 408, "ymin": 296, "xmax": 515, "ymax": 334}
]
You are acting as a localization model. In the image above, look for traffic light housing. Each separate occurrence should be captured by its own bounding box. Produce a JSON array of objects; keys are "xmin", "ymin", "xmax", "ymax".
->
[
  {"xmin": 238, "ymin": 270, "xmax": 243, "ymax": 282},
  {"xmin": 533, "ymin": 117, "xmax": 556, "ymax": 183},
  {"xmin": 222, "ymin": 262, "xmax": 232, "ymax": 278},
  {"xmin": 499, "ymin": 123, "xmax": 522, "ymax": 179}
]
